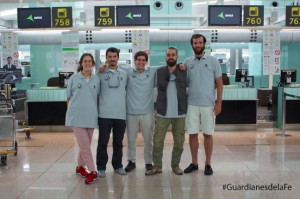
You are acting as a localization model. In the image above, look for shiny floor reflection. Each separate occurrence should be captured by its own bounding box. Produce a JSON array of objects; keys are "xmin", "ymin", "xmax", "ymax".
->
[{"xmin": 0, "ymin": 128, "xmax": 300, "ymax": 199}]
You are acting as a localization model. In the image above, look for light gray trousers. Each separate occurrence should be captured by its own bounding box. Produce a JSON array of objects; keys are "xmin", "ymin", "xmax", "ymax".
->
[{"xmin": 126, "ymin": 113, "xmax": 153, "ymax": 164}]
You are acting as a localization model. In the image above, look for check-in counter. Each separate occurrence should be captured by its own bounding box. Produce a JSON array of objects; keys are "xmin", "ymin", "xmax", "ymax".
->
[
  {"xmin": 272, "ymin": 86, "xmax": 300, "ymax": 129},
  {"xmin": 27, "ymin": 86, "xmax": 259, "ymax": 131},
  {"xmin": 25, "ymin": 88, "xmax": 70, "ymax": 131},
  {"xmin": 216, "ymin": 86, "xmax": 257, "ymax": 129}
]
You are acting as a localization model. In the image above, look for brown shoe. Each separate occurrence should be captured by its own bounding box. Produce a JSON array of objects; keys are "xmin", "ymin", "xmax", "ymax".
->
[
  {"xmin": 172, "ymin": 165, "xmax": 183, "ymax": 175},
  {"xmin": 145, "ymin": 166, "xmax": 162, "ymax": 176}
]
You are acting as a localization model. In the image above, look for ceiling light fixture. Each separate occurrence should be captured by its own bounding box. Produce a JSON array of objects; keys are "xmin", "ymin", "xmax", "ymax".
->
[
  {"xmin": 192, "ymin": 1, "xmax": 218, "ymax": 5},
  {"xmin": 0, "ymin": 8, "xmax": 17, "ymax": 17}
]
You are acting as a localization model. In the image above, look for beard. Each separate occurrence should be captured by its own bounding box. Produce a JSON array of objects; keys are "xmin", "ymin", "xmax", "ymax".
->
[
  {"xmin": 167, "ymin": 59, "xmax": 177, "ymax": 67},
  {"xmin": 192, "ymin": 46, "xmax": 205, "ymax": 55},
  {"xmin": 108, "ymin": 60, "xmax": 117, "ymax": 67}
]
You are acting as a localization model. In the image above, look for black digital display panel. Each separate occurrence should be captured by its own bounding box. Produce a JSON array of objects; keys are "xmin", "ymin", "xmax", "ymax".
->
[
  {"xmin": 235, "ymin": 69, "xmax": 248, "ymax": 82},
  {"xmin": 58, "ymin": 72, "xmax": 74, "ymax": 88},
  {"xmin": 286, "ymin": 6, "xmax": 300, "ymax": 26},
  {"xmin": 116, "ymin": 5, "xmax": 150, "ymax": 26},
  {"xmin": 17, "ymin": 7, "xmax": 51, "ymax": 28},
  {"xmin": 208, "ymin": 5, "xmax": 242, "ymax": 26},
  {"xmin": 280, "ymin": 69, "xmax": 297, "ymax": 86},
  {"xmin": 243, "ymin": 5, "xmax": 264, "ymax": 26}
]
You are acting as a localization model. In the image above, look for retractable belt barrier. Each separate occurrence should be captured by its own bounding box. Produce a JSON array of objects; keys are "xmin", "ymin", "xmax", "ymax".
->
[{"xmin": 276, "ymin": 92, "xmax": 300, "ymax": 137}]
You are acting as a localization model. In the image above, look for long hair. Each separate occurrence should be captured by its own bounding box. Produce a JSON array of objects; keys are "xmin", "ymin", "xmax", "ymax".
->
[{"xmin": 77, "ymin": 53, "xmax": 95, "ymax": 72}]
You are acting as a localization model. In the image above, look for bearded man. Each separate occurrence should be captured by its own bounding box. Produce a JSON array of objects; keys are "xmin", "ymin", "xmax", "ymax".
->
[{"xmin": 183, "ymin": 34, "xmax": 223, "ymax": 176}]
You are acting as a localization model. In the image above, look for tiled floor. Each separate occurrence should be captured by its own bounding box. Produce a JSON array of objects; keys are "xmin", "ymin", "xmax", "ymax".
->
[{"xmin": 0, "ymin": 128, "xmax": 300, "ymax": 199}]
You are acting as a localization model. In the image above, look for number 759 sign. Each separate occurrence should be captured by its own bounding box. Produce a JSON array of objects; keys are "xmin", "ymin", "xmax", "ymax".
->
[{"xmin": 95, "ymin": 6, "xmax": 115, "ymax": 27}]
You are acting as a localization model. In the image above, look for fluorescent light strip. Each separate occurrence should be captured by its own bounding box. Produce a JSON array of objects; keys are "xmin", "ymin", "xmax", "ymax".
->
[
  {"xmin": 192, "ymin": 1, "xmax": 217, "ymax": 5},
  {"xmin": 0, "ymin": 8, "xmax": 17, "ymax": 17},
  {"xmin": 13, "ymin": 30, "xmax": 70, "ymax": 33}
]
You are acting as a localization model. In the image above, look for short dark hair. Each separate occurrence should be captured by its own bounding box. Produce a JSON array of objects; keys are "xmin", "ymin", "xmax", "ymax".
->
[
  {"xmin": 77, "ymin": 53, "xmax": 95, "ymax": 72},
  {"xmin": 134, "ymin": 51, "xmax": 148, "ymax": 62},
  {"xmin": 7, "ymin": 56, "xmax": 12, "ymax": 60},
  {"xmin": 190, "ymin": 34, "xmax": 207, "ymax": 45},
  {"xmin": 166, "ymin": 47, "xmax": 178, "ymax": 55},
  {"xmin": 106, "ymin": 47, "xmax": 119, "ymax": 57}
]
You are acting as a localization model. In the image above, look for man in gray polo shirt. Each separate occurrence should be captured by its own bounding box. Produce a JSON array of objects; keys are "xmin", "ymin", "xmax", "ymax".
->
[
  {"xmin": 184, "ymin": 34, "xmax": 223, "ymax": 176},
  {"xmin": 96, "ymin": 47, "xmax": 128, "ymax": 177},
  {"xmin": 123, "ymin": 51, "xmax": 156, "ymax": 173},
  {"xmin": 99, "ymin": 51, "xmax": 156, "ymax": 173}
]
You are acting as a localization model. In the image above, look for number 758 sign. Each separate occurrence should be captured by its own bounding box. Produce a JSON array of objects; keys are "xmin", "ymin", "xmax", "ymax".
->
[{"xmin": 52, "ymin": 7, "xmax": 73, "ymax": 27}]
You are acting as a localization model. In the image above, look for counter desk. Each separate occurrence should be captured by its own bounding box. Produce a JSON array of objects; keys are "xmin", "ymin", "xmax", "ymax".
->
[
  {"xmin": 27, "ymin": 87, "xmax": 258, "ymax": 131},
  {"xmin": 216, "ymin": 87, "xmax": 258, "ymax": 130},
  {"xmin": 272, "ymin": 86, "xmax": 300, "ymax": 130},
  {"xmin": 25, "ymin": 87, "xmax": 71, "ymax": 131}
]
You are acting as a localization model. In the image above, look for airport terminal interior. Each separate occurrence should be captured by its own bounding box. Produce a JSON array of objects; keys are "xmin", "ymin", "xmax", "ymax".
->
[{"xmin": 1, "ymin": 0, "xmax": 300, "ymax": 198}]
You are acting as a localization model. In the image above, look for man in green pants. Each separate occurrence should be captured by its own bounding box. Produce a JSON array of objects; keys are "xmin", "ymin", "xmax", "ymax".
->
[{"xmin": 146, "ymin": 47, "xmax": 187, "ymax": 176}]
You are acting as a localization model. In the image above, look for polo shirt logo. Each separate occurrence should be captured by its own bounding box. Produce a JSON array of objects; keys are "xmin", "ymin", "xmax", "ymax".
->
[{"xmin": 77, "ymin": 83, "xmax": 83, "ymax": 88}]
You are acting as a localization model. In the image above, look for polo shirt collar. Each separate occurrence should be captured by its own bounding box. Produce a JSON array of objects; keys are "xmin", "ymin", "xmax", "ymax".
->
[
  {"xmin": 79, "ymin": 71, "xmax": 94, "ymax": 80},
  {"xmin": 79, "ymin": 72, "xmax": 85, "ymax": 78},
  {"xmin": 105, "ymin": 66, "xmax": 120, "ymax": 73},
  {"xmin": 133, "ymin": 67, "xmax": 149, "ymax": 73},
  {"xmin": 192, "ymin": 53, "xmax": 208, "ymax": 61}
]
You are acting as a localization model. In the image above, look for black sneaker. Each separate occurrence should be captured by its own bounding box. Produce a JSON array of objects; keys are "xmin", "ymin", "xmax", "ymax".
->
[
  {"xmin": 204, "ymin": 164, "xmax": 213, "ymax": 175},
  {"xmin": 125, "ymin": 161, "xmax": 136, "ymax": 172},
  {"xmin": 184, "ymin": 163, "xmax": 198, "ymax": 173},
  {"xmin": 145, "ymin": 164, "xmax": 153, "ymax": 171}
]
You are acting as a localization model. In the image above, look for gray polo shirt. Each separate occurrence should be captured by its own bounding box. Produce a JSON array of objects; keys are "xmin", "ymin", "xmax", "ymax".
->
[
  {"xmin": 184, "ymin": 54, "xmax": 222, "ymax": 106},
  {"xmin": 157, "ymin": 74, "xmax": 185, "ymax": 118},
  {"xmin": 98, "ymin": 67, "xmax": 127, "ymax": 120},
  {"xmin": 65, "ymin": 73, "xmax": 100, "ymax": 128},
  {"xmin": 124, "ymin": 67, "xmax": 156, "ymax": 115}
]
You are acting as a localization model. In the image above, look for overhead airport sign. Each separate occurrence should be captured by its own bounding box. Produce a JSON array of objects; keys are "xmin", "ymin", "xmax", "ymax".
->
[
  {"xmin": 116, "ymin": 5, "xmax": 150, "ymax": 26},
  {"xmin": 243, "ymin": 5, "xmax": 264, "ymax": 26},
  {"xmin": 94, "ymin": 6, "xmax": 115, "ymax": 27},
  {"xmin": 52, "ymin": 7, "xmax": 73, "ymax": 27},
  {"xmin": 208, "ymin": 5, "xmax": 242, "ymax": 26},
  {"xmin": 286, "ymin": 6, "xmax": 300, "ymax": 26},
  {"xmin": 17, "ymin": 7, "xmax": 51, "ymax": 28}
]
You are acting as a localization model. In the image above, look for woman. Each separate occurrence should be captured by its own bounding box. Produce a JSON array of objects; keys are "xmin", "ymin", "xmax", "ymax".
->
[{"xmin": 65, "ymin": 53, "xmax": 100, "ymax": 184}]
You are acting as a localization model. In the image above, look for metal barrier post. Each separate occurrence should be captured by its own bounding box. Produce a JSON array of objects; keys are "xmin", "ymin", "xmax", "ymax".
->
[{"xmin": 276, "ymin": 89, "xmax": 291, "ymax": 137}]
